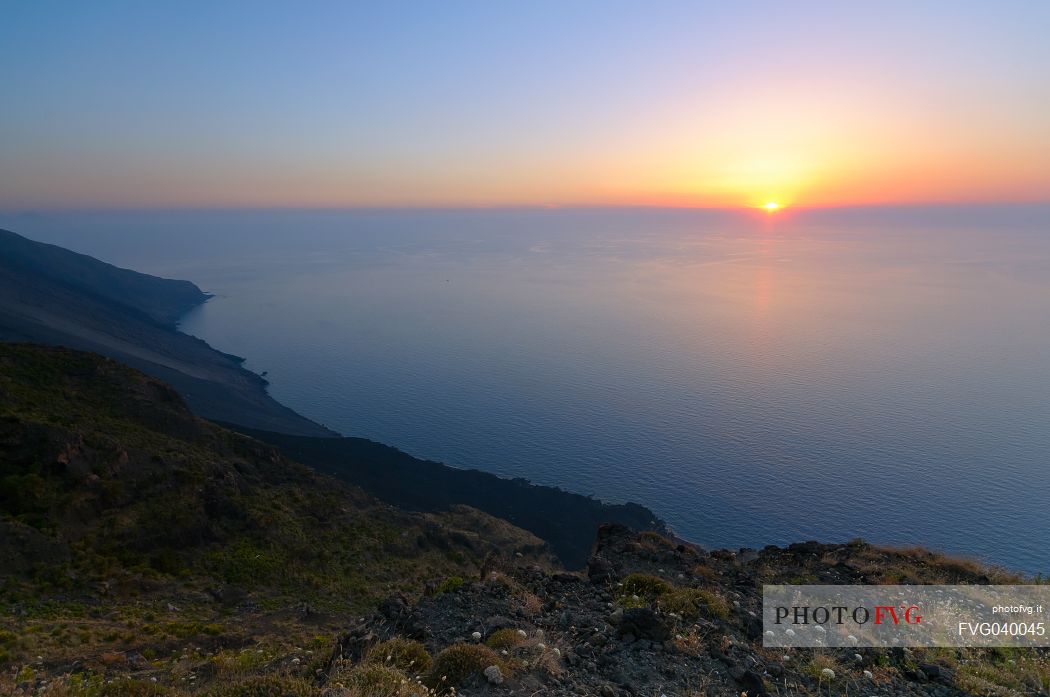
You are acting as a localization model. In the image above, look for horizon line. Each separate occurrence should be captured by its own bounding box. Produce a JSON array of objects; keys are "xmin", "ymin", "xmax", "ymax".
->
[{"xmin": 5, "ymin": 200, "xmax": 1050, "ymax": 215}]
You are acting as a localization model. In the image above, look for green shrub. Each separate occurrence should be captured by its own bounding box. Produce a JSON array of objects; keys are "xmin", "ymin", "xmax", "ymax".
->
[
  {"xmin": 214, "ymin": 539, "xmax": 284, "ymax": 585},
  {"xmin": 210, "ymin": 648, "xmax": 269, "ymax": 679},
  {"xmin": 638, "ymin": 531, "xmax": 675, "ymax": 549},
  {"xmin": 657, "ymin": 587, "xmax": 730, "ymax": 619},
  {"xmin": 692, "ymin": 564, "xmax": 719, "ymax": 581},
  {"xmin": 485, "ymin": 628, "xmax": 525, "ymax": 650},
  {"xmin": 336, "ymin": 663, "xmax": 410, "ymax": 696},
  {"xmin": 435, "ymin": 576, "xmax": 465, "ymax": 595},
  {"xmin": 618, "ymin": 573, "xmax": 671, "ymax": 602},
  {"xmin": 365, "ymin": 637, "xmax": 432, "ymax": 673},
  {"xmin": 67, "ymin": 673, "xmax": 104, "ymax": 697},
  {"xmin": 425, "ymin": 643, "xmax": 502, "ymax": 689},
  {"xmin": 101, "ymin": 678, "xmax": 172, "ymax": 696},
  {"xmin": 203, "ymin": 674, "xmax": 320, "ymax": 697},
  {"xmin": 803, "ymin": 653, "xmax": 841, "ymax": 680}
]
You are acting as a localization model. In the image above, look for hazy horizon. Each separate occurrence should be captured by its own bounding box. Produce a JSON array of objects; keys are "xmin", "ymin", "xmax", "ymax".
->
[{"xmin": 4, "ymin": 2, "xmax": 1050, "ymax": 209}]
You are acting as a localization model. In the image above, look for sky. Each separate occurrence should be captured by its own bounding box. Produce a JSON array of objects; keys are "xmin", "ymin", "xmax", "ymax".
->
[{"xmin": 2, "ymin": 2, "xmax": 1049, "ymax": 209}]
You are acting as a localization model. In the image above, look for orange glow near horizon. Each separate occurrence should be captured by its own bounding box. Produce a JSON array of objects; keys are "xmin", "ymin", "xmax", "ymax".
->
[
  {"xmin": 3, "ymin": 5, "xmax": 1050, "ymax": 210},
  {"xmin": 5, "ymin": 83, "xmax": 1049, "ymax": 210},
  {"xmin": 5, "ymin": 62, "xmax": 1049, "ymax": 211}
]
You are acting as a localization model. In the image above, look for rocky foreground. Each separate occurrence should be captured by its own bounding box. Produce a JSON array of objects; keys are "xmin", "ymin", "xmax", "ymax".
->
[
  {"xmin": 320, "ymin": 526, "xmax": 1047, "ymax": 697},
  {"xmin": 4, "ymin": 527, "xmax": 1047, "ymax": 696}
]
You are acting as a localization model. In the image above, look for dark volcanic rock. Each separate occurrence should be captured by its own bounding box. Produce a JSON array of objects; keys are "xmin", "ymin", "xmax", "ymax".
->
[
  {"xmin": 588, "ymin": 556, "xmax": 617, "ymax": 584},
  {"xmin": 615, "ymin": 608, "xmax": 670, "ymax": 642},
  {"xmin": 734, "ymin": 669, "xmax": 767, "ymax": 696},
  {"xmin": 587, "ymin": 523, "xmax": 632, "ymax": 582},
  {"xmin": 322, "ymin": 527, "xmax": 1024, "ymax": 696},
  {"xmin": 378, "ymin": 594, "xmax": 428, "ymax": 639}
]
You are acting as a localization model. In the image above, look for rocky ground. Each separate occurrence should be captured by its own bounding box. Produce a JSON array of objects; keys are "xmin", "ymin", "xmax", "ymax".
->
[
  {"xmin": 4, "ymin": 525, "xmax": 1047, "ymax": 696},
  {"xmin": 320, "ymin": 526, "xmax": 1049, "ymax": 697}
]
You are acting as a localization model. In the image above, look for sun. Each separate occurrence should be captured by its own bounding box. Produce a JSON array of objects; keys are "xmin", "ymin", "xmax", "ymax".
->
[{"xmin": 762, "ymin": 201, "xmax": 782, "ymax": 211}]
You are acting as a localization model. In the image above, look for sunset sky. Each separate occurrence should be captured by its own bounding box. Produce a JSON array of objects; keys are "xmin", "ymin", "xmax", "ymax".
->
[{"xmin": 2, "ymin": 2, "xmax": 1048, "ymax": 209}]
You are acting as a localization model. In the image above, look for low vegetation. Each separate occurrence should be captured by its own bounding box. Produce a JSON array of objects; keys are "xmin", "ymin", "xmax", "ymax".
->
[
  {"xmin": 364, "ymin": 638, "xmax": 432, "ymax": 674},
  {"xmin": 0, "ymin": 344, "xmax": 551, "ymax": 694},
  {"xmin": 615, "ymin": 572, "xmax": 729, "ymax": 620},
  {"xmin": 424, "ymin": 643, "xmax": 503, "ymax": 691}
]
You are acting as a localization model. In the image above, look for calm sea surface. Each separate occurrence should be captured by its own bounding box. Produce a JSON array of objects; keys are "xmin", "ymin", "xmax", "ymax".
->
[{"xmin": 14, "ymin": 207, "xmax": 1050, "ymax": 573}]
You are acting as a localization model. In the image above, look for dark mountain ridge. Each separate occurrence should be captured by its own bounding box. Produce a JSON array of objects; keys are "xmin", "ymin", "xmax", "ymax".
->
[
  {"xmin": 0, "ymin": 228, "xmax": 206, "ymax": 327},
  {"xmin": 0, "ymin": 228, "xmax": 331, "ymax": 436},
  {"xmin": 224, "ymin": 426, "xmax": 665, "ymax": 568}
]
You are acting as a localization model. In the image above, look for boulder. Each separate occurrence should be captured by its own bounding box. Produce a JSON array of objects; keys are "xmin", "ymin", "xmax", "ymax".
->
[
  {"xmin": 484, "ymin": 664, "xmax": 504, "ymax": 685},
  {"xmin": 616, "ymin": 608, "xmax": 670, "ymax": 642},
  {"xmin": 735, "ymin": 669, "xmax": 767, "ymax": 696},
  {"xmin": 588, "ymin": 556, "xmax": 617, "ymax": 584}
]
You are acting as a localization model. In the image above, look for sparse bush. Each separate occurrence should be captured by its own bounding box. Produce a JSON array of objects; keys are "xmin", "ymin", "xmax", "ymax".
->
[
  {"xmin": 638, "ymin": 531, "xmax": 674, "ymax": 547},
  {"xmin": 435, "ymin": 576, "xmax": 464, "ymax": 595},
  {"xmin": 66, "ymin": 672, "xmax": 105, "ymax": 696},
  {"xmin": 203, "ymin": 674, "xmax": 320, "ymax": 697},
  {"xmin": 658, "ymin": 587, "xmax": 729, "ymax": 620},
  {"xmin": 692, "ymin": 564, "xmax": 719, "ymax": 581},
  {"xmin": 618, "ymin": 573, "xmax": 671, "ymax": 602},
  {"xmin": 213, "ymin": 539, "xmax": 285, "ymax": 585},
  {"xmin": 101, "ymin": 678, "xmax": 172, "ymax": 696},
  {"xmin": 804, "ymin": 653, "xmax": 842, "ymax": 680},
  {"xmin": 336, "ymin": 663, "xmax": 411, "ymax": 696},
  {"xmin": 425, "ymin": 643, "xmax": 502, "ymax": 690},
  {"xmin": 211, "ymin": 648, "xmax": 271, "ymax": 680},
  {"xmin": 485, "ymin": 628, "xmax": 525, "ymax": 650},
  {"xmin": 365, "ymin": 637, "xmax": 432, "ymax": 673},
  {"xmin": 519, "ymin": 591, "xmax": 543, "ymax": 617}
]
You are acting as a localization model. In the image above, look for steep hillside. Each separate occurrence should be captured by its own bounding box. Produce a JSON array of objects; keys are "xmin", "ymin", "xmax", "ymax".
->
[
  {"xmin": 0, "ymin": 344, "xmax": 554, "ymax": 678},
  {"xmin": 229, "ymin": 427, "xmax": 666, "ymax": 569},
  {"xmin": 0, "ymin": 229, "xmax": 330, "ymax": 436},
  {"xmin": 0, "ymin": 228, "xmax": 206, "ymax": 327}
]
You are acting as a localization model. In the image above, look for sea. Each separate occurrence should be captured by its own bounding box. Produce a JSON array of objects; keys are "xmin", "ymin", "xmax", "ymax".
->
[{"xmin": 11, "ymin": 205, "xmax": 1050, "ymax": 574}]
